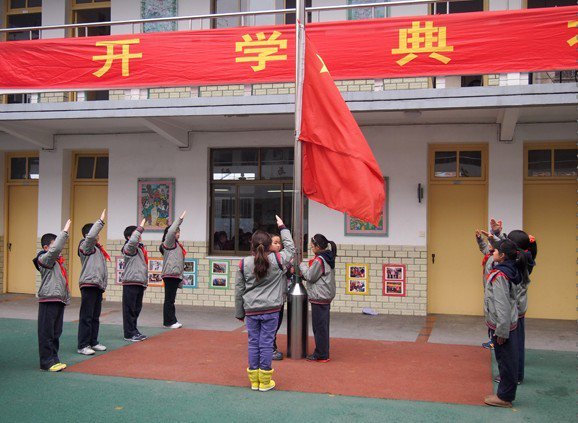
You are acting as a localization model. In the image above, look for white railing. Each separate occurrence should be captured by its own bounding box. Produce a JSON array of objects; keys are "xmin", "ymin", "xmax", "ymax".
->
[{"xmin": 0, "ymin": 1, "xmax": 469, "ymax": 38}]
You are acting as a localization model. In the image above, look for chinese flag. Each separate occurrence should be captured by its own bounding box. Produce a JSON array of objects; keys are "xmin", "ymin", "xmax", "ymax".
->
[{"xmin": 300, "ymin": 36, "xmax": 385, "ymax": 225}]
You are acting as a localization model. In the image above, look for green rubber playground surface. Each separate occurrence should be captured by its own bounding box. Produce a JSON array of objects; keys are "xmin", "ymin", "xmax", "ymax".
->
[{"xmin": 0, "ymin": 318, "xmax": 574, "ymax": 422}]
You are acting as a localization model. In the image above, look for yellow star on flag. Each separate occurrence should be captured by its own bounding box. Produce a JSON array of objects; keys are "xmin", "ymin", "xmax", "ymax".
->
[{"xmin": 316, "ymin": 54, "xmax": 329, "ymax": 74}]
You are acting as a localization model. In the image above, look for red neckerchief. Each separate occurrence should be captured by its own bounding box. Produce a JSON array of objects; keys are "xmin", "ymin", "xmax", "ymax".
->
[
  {"xmin": 309, "ymin": 255, "xmax": 321, "ymax": 267},
  {"xmin": 178, "ymin": 241, "xmax": 187, "ymax": 257},
  {"xmin": 96, "ymin": 243, "xmax": 111, "ymax": 262},
  {"xmin": 56, "ymin": 256, "xmax": 69, "ymax": 291},
  {"xmin": 139, "ymin": 244, "xmax": 149, "ymax": 265}
]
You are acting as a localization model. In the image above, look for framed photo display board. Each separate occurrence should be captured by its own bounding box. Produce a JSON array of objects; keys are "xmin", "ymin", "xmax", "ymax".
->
[
  {"xmin": 115, "ymin": 256, "xmax": 125, "ymax": 285},
  {"xmin": 346, "ymin": 263, "xmax": 370, "ymax": 295},
  {"xmin": 209, "ymin": 259, "xmax": 229, "ymax": 289},
  {"xmin": 344, "ymin": 177, "xmax": 388, "ymax": 236},
  {"xmin": 148, "ymin": 257, "xmax": 164, "ymax": 287},
  {"xmin": 182, "ymin": 258, "xmax": 198, "ymax": 288},
  {"xmin": 383, "ymin": 264, "xmax": 406, "ymax": 297}
]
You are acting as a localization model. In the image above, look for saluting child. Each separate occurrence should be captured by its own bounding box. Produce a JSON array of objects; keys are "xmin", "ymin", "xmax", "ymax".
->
[
  {"xmin": 160, "ymin": 210, "xmax": 187, "ymax": 329},
  {"xmin": 33, "ymin": 219, "xmax": 72, "ymax": 372},
  {"xmin": 269, "ymin": 233, "xmax": 295, "ymax": 361},
  {"xmin": 481, "ymin": 239, "xmax": 529, "ymax": 408},
  {"xmin": 300, "ymin": 234, "xmax": 337, "ymax": 363},
  {"xmin": 121, "ymin": 219, "xmax": 148, "ymax": 342},
  {"xmin": 235, "ymin": 215, "xmax": 295, "ymax": 392},
  {"xmin": 77, "ymin": 209, "xmax": 110, "ymax": 355},
  {"xmin": 487, "ymin": 219, "xmax": 537, "ymax": 385}
]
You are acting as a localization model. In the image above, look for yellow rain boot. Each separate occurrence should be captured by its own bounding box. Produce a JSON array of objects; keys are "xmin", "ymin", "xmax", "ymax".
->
[
  {"xmin": 247, "ymin": 368, "xmax": 259, "ymax": 391},
  {"xmin": 258, "ymin": 369, "xmax": 276, "ymax": 392}
]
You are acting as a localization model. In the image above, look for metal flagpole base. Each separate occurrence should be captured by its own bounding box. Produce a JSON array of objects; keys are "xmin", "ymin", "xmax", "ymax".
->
[{"xmin": 286, "ymin": 280, "xmax": 308, "ymax": 359}]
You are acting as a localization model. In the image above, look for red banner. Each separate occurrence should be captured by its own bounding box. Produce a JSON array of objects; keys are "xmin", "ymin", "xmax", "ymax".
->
[{"xmin": 0, "ymin": 6, "xmax": 576, "ymax": 90}]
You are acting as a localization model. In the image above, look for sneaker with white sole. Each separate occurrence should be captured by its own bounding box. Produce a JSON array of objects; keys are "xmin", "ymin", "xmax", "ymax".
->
[
  {"xmin": 77, "ymin": 347, "xmax": 95, "ymax": 355},
  {"xmin": 136, "ymin": 333, "xmax": 148, "ymax": 341},
  {"xmin": 124, "ymin": 335, "xmax": 142, "ymax": 342},
  {"xmin": 91, "ymin": 344, "xmax": 107, "ymax": 351},
  {"xmin": 164, "ymin": 322, "xmax": 183, "ymax": 329}
]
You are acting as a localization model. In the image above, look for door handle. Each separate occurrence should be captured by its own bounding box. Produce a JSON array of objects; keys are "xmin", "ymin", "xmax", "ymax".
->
[
  {"xmin": 8, "ymin": 243, "xmax": 11, "ymax": 252},
  {"xmin": 431, "ymin": 253, "xmax": 435, "ymax": 264}
]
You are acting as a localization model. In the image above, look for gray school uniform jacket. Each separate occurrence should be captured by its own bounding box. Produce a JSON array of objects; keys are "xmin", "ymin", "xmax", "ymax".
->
[
  {"xmin": 120, "ymin": 226, "xmax": 148, "ymax": 288},
  {"xmin": 78, "ymin": 219, "xmax": 108, "ymax": 291},
  {"xmin": 33, "ymin": 231, "xmax": 71, "ymax": 305},
  {"xmin": 483, "ymin": 265, "xmax": 519, "ymax": 339},
  {"xmin": 487, "ymin": 230, "xmax": 531, "ymax": 317},
  {"xmin": 161, "ymin": 217, "xmax": 185, "ymax": 281},
  {"xmin": 235, "ymin": 227, "xmax": 295, "ymax": 320},
  {"xmin": 477, "ymin": 234, "xmax": 518, "ymax": 338},
  {"xmin": 299, "ymin": 252, "xmax": 336, "ymax": 304}
]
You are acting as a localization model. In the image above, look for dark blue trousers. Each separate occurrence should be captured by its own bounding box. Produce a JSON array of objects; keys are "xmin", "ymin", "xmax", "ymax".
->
[
  {"xmin": 517, "ymin": 317, "xmax": 525, "ymax": 382},
  {"xmin": 122, "ymin": 285, "xmax": 145, "ymax": 338},
  {"xmin": 38, "ymin": 302, "xmax": 65, "ymax": 370},
  {"xmin": 77, "ymin": 287, "xmax": 103, "ymax": 349},
  {"xmin": 311, "ymin": 303, "xmax": 331, "ymax": 359},
  {"xmin": 494, "ymin": 326, "xmax": 519, "ymax": 402}
]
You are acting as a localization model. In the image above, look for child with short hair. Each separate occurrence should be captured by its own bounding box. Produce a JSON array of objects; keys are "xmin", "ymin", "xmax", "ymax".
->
[
  {"xmin": 159, "ymin": 210, "xmax": 187, "ymax": 329},
  {"xmin": 121, "ymin": 219, "xmax": 148, "ymax": 342},
  {"xmin": 235, "ymin": 215, "xmax": 295, "ymax": 392},
  {"xmin": 299, "ymin": 233, "xmax": 337, "ymax": 363},
  {"xmin": 33, "ymin": 219, "xmax": 71, "ymax": 372},
  {"xmin": 269, "ymin": 233, "xmax": 294, "ymax": 361},
  {"xmin": 482, "ymin": 239, "xmax": 528, "ymax": 408},
  {"xmin": 77, "ymin": 209, "xmax": 110, "ymax": 355}
]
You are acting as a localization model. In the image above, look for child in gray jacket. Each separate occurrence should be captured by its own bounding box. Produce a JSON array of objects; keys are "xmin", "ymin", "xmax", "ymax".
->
[
  {"xmin": 33, "ymin": 219, "xmax": 71, "ymax": 372},
  {"xmin": 77, "ymin": 209, "xmax": 109, "ymax": 355},
  {"xmin": 300, "ymin": 233, "xmax": 337, "ymax": 363},
  {"xmin": 481, "ymin": 239, "xmax": 529, "ymax": 408},
  {"xmin": 235, "ymin": 215, "xmax": 294, "ymax": 392},
  {"xmin": 160, "ymin": 210, "xmax": 187, "ymax": 329},
  {"xmin": 121, "ymin": 219, "xmax": 148, "ymax": 342}
]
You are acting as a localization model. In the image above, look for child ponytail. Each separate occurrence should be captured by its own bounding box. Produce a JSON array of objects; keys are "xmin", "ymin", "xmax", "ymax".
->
[
  {"xmin": 328, "ymin": 240, "xmax": 338, "ymax": 257},
  {"xmin": 526, "ymin": 235, "xmax": 538, "ymax": 261},
  {"xmin": 251, "ymin": 230, "xmax": 272, "ymax": 280},
  {"xmin": 159, "ymin": 225, "xmax": 170, "ymax": 254},
  {"xmin": 515, "ymin": 248, "xmax": 530, "ymax": 285}
]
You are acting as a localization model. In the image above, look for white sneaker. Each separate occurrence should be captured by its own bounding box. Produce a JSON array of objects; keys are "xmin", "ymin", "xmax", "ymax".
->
[
  {"xmin": 91, "ymin": 344, "xmax": 107, "ymax": 352},
  {"xmin": 164, "ymin": 322, "xmax": 183, "ymax": 329},
  {"xmin": 77, "ymin": 347, "xmax": 95, "ymax": 355}
]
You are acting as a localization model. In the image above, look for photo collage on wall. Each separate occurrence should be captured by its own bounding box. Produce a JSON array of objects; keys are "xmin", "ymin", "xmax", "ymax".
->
[
  {"xmin": 116, "ymin": 256, "xmax": 165, "ymax": 287},
  {"xmin": 115, "ymin": 256, "xmax": 125, "ymax": 285},
  {"xmin": 182, "ymin": 258, "xmax": 199, "ymax": 288},
  {"xmin": 345, "ymin": 263, "xmax": 370, "ymax": 295},
  {"xmin": 148, "ymin": 257, "xmax": 164, "ymax": 287},
  {"xmin": 383, "ymin": 264, "xmax": 406, "ymax": 296},
  {"xmin": 209, "ymin": 260, "xmax": 229, "ymax": 289}
]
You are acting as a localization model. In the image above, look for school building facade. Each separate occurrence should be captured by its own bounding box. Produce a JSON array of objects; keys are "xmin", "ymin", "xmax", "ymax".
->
[{"xmin": 0, "ymin": 0, "xmax": 576, "ymax": 320}]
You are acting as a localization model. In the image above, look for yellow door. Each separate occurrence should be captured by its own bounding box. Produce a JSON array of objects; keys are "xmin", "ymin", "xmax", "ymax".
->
[
  {"xmin": 523, "ymin": 182, "xmax": 577, "ymax": 320},
  {"xmin": 70, "ymin": 184, "xmax": 108, "ymax": 298},
  {"xmin": 428, "ymin": 184, "xmax": 487, "ymax": 315},
  {"xmin": 7, "ymin": 185, "xmax": 38, "ymax": 294},
  {"xmin": 427, "ymin": 144, "xmax": 488, "ymax": 315}
]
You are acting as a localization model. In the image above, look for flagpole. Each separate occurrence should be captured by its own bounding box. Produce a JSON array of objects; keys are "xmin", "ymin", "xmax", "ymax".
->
[
  {"xmin": 292, "ymin": 0, "xmax": 305, "ymax": 263},
  {"xmin": 287, "ymin": 0, "xmax": 308, "ymax": 360}
]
